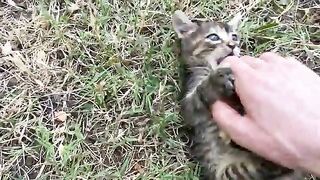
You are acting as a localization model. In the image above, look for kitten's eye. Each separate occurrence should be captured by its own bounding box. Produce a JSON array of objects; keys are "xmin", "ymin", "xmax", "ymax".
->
[
  {"xmin": 232, "ymin": 34, "xmax": 238, "ymax": 41},
  {"xmin": 206, "ymin": 34, "xmax": 220, "ymax": 41}
]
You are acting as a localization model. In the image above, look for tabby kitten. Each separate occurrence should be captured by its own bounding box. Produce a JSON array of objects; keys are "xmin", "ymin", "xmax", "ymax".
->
[{"xmin": 172, "ymin": 10, "xmax": 304, "ymax": 180}]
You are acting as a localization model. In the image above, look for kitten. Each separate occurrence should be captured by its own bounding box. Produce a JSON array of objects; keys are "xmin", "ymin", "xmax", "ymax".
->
[{"xmin": 172, "ymin": 10, "xmax": 304, "ymax": 180}]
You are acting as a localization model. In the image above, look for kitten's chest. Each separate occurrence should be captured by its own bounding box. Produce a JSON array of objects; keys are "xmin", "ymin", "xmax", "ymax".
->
[
  {"xmin": 203, "ymin": 54, "xmax": 219, "ymax": 70},
  {"xmin": 208, "ymin": 59, "xmax": 219, "ymax": 69}
]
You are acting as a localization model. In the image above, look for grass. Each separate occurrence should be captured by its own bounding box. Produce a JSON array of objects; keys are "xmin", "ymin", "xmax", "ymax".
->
[{"xmin": 0, "ymin": 0, "xmax": 319, "ymax": 179}]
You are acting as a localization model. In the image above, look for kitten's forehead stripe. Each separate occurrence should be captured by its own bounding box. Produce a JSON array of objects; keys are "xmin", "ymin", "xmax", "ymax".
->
[
  {"xmin": 191, "ymin": 19, "xmax": 209, "ymax": 26},
  {"xmin": 224, "ymin": 24, "xmax": 231, "ymax": 33},
  {"xmin": 217, "ymin": 22, "xmax": 232, "ymax": 33},
  {"xmin": 199, "ymin": 22, "xmax": 233, "ymax": 35}
]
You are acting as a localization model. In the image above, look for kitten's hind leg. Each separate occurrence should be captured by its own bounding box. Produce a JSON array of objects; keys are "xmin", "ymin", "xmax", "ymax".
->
[
  {"xmin": 215, "ymin": 152, "xmax": 260, "ymax": 180},
  {"xmin": 215, "ymin": 151, "xmax": 299, "ymax": 180}
]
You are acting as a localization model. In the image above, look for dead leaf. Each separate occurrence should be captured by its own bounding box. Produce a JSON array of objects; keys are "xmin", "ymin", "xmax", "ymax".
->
[
  {"xmin": 138, "ymin": 128, "xmax": 144, "ymax": 143},
  {"xmin": 1, "ymin": 42, "xmax": 13, "ymax": 55},
  {"xmin": 4, "ymin": 52, "xmax": 31, "ymax": 74},
  {"xmin": 53, "ymin": 126, "xmax": 66, "ymax": 134},
  {"xmin": 58, "ymin": 143, "xmax": 64, "ymax": 158},
  {"xmin": 95, "ymin": 80, "xmax": 106, "ymax": 92},
  {"xmin": 89, "ymin": 11, "xmax": 96, "ymax": 31},
  {"xmin": 54, "ymin": 111, "xmax": 69, "ymax": 122},
  {"xmin": 134, "ymin": 163, "xmax": 144, "ymax": 173},
  {"xmin": 34, "ymin": 79, "xmax": 44, "ymax": 88},
  {"xmin": 35, "ymin": 16, "xmax": 51, "ymax": 29},
  {"xmin": 116, "ymin": 129, "xmax": 125, "ymax": 139},
  {"xmin": 35, "ymin": 50, "xmax": 49, "ymax": 68},
  {"xmin": 88, "ymin": 3, "xmax": 98, "ymax": 33},
  {"xmin": 68, "ymin": 3, "xmax": 80, "ymax": 12}
]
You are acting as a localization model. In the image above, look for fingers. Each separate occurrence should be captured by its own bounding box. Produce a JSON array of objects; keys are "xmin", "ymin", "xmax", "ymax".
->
[
  {"xmin": 223, "ymin": 52, "xmax": 285, "ymax": 69},
  {"xmin": 223, "ymin": 56, "xmax": 264, "ymax": 69},
  {"xmin": 222, "ymin": 56, "xmax": 263, "ymax": 104},
  {"xmin": 227, "ymin": 57, "xmax": 260, "ymax": 86},
  {"xmin": 223, "ymin": 56, "xmax": 256, "ymax": 78},
  {"xmin": 212, "ymin": 101, "xmax": 266, "ymax": 150},
  {"xmin": 211, "ymin": 101, "xmax": 291, "ymax": 167}
]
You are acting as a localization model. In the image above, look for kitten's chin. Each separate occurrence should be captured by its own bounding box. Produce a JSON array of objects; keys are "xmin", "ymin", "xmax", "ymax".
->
[{"xmin": 229, "ymin": 51, "xmax": 240, "ymax": 57}]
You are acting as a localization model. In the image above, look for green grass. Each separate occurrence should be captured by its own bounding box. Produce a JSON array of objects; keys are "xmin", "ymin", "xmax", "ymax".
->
[{"xmin": 0, "ymin": 0, "xmax": 319, "ymax": 179}]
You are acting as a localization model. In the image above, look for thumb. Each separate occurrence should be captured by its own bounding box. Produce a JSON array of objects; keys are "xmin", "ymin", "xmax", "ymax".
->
[
  {"xmin": 211, "ymin": 100, "xmax": 256, "ymax": 143},
  {"xmin": 211, "ymin": 101, "xmax": 284, "ymax": 164}
]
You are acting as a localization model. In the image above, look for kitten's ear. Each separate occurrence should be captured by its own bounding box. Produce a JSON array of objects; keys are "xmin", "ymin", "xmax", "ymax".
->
[
  {"xmin": 172, "ymin": 10, "xmax": 197, "ymax": 38},
  {"xmin": 228, "ymin": 12, "xmax": 242, "ymax": 30}
]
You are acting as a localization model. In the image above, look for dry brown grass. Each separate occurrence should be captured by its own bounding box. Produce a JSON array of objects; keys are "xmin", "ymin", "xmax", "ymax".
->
[{"xmin": 0, "ymin": 0, "xmax": 319, "ymax": 179}]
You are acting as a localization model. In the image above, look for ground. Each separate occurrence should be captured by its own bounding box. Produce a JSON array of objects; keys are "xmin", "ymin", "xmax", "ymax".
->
[{"xmin": 0, "ymin": 0, "xmax": 319, "ymax": 179}]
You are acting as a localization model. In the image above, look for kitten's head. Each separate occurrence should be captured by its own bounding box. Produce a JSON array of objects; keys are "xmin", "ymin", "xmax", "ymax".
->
[{"xmin": 172, "ymin": 10, "xmax": 242, "ymax": 68}]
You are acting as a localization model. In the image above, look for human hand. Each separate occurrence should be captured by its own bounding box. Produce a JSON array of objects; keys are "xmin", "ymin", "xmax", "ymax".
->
[{"xmin": 211, "ymin": 52, "xmax": 320, "ymax": 175}]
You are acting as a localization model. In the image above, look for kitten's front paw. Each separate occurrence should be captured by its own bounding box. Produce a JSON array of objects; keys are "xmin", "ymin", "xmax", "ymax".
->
[{"xmin": 212, "ymin": 67, "xmax": 235, "ymax": 97}]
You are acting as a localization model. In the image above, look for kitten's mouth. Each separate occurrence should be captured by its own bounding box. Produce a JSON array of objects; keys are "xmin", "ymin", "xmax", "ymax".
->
[{"xmin": 217, "ymin": 52, "xmax": 235, "ymax": 65}]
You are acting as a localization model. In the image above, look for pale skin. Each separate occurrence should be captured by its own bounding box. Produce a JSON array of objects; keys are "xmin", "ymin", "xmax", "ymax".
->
[{"xmin": 211, "ymin": 52, "xmax": 320, "ymax": 176}]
